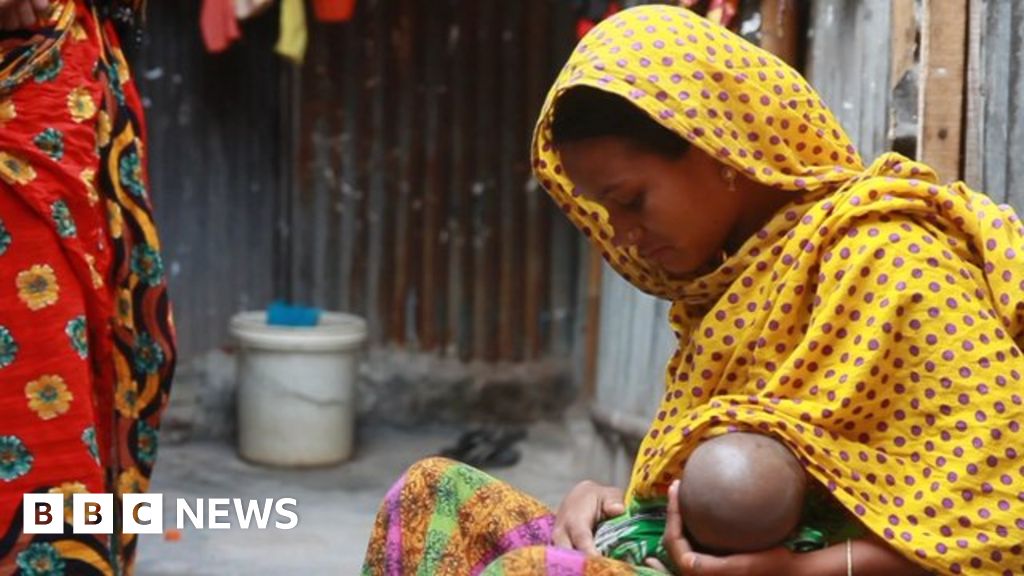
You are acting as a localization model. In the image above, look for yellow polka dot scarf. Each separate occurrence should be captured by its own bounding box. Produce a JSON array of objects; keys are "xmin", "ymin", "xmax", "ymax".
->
[{"xmin": 532, "ymin": 6, "xmax": 1024, "ymax": 575}]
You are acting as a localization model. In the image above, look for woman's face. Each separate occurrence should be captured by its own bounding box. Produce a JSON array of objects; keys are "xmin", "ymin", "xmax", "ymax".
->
[{"xmin": 559, "ymin": 136, "xmax": 745, "ymax": 277}]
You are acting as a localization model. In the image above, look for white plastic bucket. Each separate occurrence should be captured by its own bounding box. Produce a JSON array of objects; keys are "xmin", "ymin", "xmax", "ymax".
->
[{"xmin": 230, "ymin": 311, "xmax": 367, "ymax": 467}]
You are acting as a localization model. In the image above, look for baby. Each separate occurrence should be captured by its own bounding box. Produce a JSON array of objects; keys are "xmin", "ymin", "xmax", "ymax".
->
[{"xmin": 595, "ymin": 432, "xmax": 807, "ymax": 564}]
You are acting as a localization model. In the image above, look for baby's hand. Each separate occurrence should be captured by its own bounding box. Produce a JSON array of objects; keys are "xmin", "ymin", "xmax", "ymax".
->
[{"xmin": 643, "ymin": 480, "xmax": 693, "ymax": 573}]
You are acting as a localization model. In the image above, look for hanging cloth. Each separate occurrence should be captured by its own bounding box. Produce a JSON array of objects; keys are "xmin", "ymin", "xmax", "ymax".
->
[
  {"xmin": 313, "ymin": 0, "xmax": 356, "ymax": 23},
  {"xmin": 275, "ymin": 0, "xmax": 308, "ymax": 64},
  {"xmin": 234, "ymin": 0, "xmax": 274, "ymax": 21},
  {"xmin": 573, "ymin": 0, "xmax": 620, "ymax": 40},
  {"xmin": 200, "ymin": 0, "xmax": 241, "ymax": 53},
  {"xmin": 679, "ymin": 0, "xmax": 741, "ymax": 28}
]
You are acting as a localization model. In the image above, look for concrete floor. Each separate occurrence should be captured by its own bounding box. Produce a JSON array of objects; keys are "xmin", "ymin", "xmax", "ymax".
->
[{"xmin": 135, "ymin": 416, "xmax": 601, "ymax": 575}]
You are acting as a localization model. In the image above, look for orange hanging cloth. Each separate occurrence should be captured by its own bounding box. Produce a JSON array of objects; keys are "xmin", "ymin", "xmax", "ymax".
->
[{"xmin": 313, "ymin": 0, "xmax": 357, "ymax": 22}]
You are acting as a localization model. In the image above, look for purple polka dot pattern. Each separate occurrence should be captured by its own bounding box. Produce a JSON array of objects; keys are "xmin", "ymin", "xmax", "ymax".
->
[{"xmin": 532, "ymin": 6, "xmax": 1024, "ymax": 575}]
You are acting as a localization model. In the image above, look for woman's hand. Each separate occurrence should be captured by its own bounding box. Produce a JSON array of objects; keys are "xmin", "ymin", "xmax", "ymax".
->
[
  {"xmin": 644, "ymin": 480, "xmax": 798, "ymax": 575},
  {"xmin": 0, "ymin": 0, "xmax": 49, "ymax": 31},
  {"xmin": 552, "ymin": 480, "xmax": 626, "ymax": 556}
]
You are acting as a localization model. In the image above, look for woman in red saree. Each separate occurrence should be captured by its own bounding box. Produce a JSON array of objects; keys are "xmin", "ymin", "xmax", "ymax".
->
[{"xmin": 0, "ymin": 1, "xmax": 175, "ymax": 573}]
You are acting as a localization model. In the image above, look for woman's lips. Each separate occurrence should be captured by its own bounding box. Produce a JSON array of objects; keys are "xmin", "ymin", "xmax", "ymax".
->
[{"xmin": 640, "ymin": 245, "xmax": 670, "ymax": 259}]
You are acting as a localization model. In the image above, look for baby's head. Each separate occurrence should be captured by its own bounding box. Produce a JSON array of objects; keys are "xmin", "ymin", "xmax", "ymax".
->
[{"xmin": 677, "ymin": 432, "xmax": 806, "ymax": 554}]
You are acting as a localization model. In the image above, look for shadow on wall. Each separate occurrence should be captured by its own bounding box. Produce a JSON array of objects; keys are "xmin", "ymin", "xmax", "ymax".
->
[{"xmin": 162, "ymin": 347, "xmax": 576, "ymax": 445}]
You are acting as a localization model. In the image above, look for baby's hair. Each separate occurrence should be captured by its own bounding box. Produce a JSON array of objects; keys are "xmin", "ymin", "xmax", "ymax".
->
[{"xmin": 679, "ymin": 432, "xmax": 806, "ymax": 553}]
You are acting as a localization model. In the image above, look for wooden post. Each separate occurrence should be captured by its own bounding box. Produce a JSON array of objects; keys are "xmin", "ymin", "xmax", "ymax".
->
[
  {"xmin": 962, "ymin": 0, "xmax": 986, "ymax": 188},
  {"xmin": 523, "ymin": 0, "xmax": 549, "ymax": 360},
  {"xmin": 890, "ymin": 0, "xmax": 917, "ymax": 90},
  {"xmin": 472, "ymin": 0, "xmax": 499, "ymax": 362},
  {"xmin": 497, "ymin": 0, "xmax": 524, "ymax": 362},
  {"xmin": 887, "ymin": 0, "xmax": 919, "ymax": 157},
  {"xmin": 759, "ymin": 0, "xmax": 800, "ymax": 66},
  {"xmin": 582, "ymin": 249, "xmax": 603, "ymax": 400},
  {"xmin": 420, "ymin": 1, "xmax": 447, "ymax": 352},
  {"xmin": 389, "ymin": 0, "xmax": 416, "ymax": 345},
  {"xmin": 917, "ymin": 0, "xmax": 968, "ymax": 183},
  {"xmin": 452, "ymin": 0, "xmax": 478, "ymax": 361},
  {"xmin": 376, "ymin": 0, "xmax": 399, "ymax": 346}
]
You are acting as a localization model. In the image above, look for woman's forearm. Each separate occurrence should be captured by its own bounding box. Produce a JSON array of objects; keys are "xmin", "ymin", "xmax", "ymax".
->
[{"xmin": 793, "ymin": 536, "xmax": 930, "ymax": 576}]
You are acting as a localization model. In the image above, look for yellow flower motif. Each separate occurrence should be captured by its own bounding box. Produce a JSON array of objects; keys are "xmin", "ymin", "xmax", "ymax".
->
[
  {"xmin": 118, "ymin": 467, "xmax": 147, "ymax": 496},
  {"xmin": 107, "ymin": 200, "xmax": 123, "ymax": 238},
  {"xmin": 115, "ymin": 377, "xmax": 140, "ymax": 418},
  {"xmin": 0, "ymin": 99, "xmax": 15, "ymax": 123},
  {"xmin": 71, "ymin": 22, "xmax": 87, "ymax": 41},
  {"xmin": 25, "ymin": 375, "xmax": 74, "ymax": 420},
  {"xmin": 81, "ymin": 168, "xmax": 98, "ymax": 206},
  {"xmin": 84, "ymin": 254, "xmax": 104, "ymax": 289},
  {"xmin": 0, "ymin": 152, "xmax": 37, "ymax": 186},
  {"xmin": 67, "ymin": 87, "xmax": 97, "ymax": 123},
  {"xmin": 49, "ymin": 481, "xmax": 88, "ymax": 518},
  {"xmin": 16, "ymin": 264, "xmax": 59, "ymax": 310},
  {"xmin": 96, "ymin": 111, "xmax": 112, "ymax": 149}
]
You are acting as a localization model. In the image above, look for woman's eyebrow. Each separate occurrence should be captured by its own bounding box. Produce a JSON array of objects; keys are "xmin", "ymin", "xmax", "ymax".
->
[{"xmin": 597, "ymin": 182, "xmax": 624, "ymax": 200}]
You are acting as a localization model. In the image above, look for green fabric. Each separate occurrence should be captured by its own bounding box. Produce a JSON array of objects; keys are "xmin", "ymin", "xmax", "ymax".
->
[
  {"xmin": 594, "ymin": 503, "xmax": 673, "ymax": 566},
  {"xmin": 595, "ymin": 485, "xmax": 864, "ymax": 566}
]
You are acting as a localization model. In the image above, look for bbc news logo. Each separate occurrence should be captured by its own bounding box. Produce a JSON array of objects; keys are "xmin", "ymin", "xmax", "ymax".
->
[{"xmin": 24, "ymin": 494, "xmax": 299, "ymax": 534}]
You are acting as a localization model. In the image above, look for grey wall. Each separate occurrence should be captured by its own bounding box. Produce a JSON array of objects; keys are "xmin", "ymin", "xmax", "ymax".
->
[
  {"xmin": 967, "ymin": 0, "xmax": 1024, "ymax": 209},
  {"xmin": 135, "ymin": 2, "xmax": 285, "ymax": 360},
  {"xmin": 805, "ymin": 0, "xmax": 892, "ymax": 163}
]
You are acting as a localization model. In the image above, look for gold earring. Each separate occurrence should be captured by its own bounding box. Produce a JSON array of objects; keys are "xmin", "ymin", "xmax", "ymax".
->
[{"xmin": 721, "ymin": 167, "xmax": 737, "ymax": 192}]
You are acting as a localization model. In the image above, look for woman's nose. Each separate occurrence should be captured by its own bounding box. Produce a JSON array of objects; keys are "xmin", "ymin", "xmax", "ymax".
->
[{"xmin": 611, "ymin": 220, "xmax": 643, "ymax": 248}]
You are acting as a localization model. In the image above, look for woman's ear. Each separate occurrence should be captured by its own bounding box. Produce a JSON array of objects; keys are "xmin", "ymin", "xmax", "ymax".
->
[{"xmin": 720, "ymin": 168, "xmax": 737, "ymax": 193}]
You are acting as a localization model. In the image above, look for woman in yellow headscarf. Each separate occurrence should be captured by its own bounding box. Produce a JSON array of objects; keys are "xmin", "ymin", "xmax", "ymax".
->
[{"xmin": 362, "ymin": 5, "xmax": 1024, "ymax": 575}]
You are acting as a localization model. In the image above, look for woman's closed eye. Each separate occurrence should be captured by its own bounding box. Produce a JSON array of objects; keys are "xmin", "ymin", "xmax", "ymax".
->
[{"xmin": 613, "ymin": 190, "xmax": 645, "ymax": 211}]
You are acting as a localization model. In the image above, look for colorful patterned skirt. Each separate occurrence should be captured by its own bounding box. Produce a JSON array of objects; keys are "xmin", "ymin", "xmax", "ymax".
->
[
  {"xmin": 361, "ymin": 457, "xmax": 664, "ymax": 575},
  {"xmin": 0, "ymin": 1, "xmax": 175, "ymax": 574},
  {"xmin": 362, "ymin": 457, "xmax": 864, "ymax": 575}
]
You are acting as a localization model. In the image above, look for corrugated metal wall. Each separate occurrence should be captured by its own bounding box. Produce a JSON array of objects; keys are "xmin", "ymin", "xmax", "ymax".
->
[
  {"xmin": 806, "ymin": 0, "xmax": 892, "ymax": 162},
  {"xmin": 136, "ymin": 2, "xmax": 286, "ymax": 361},
  {"xmin": 593, "ymin": 273, "xmax": 676, "ymax": 431},
  {"xmin": 284, "ymin": 0, "xmax": 582, "ymax": 362},
  {"xmin": 136, "ymin": 1, "xmax": 586, "ymax": 363},
  {"xmin": 966, "ymin": 0, "xmax": 1024, "ymax": 210}
]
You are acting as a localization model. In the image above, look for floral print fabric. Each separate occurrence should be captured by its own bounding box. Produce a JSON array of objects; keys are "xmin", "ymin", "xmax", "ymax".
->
[{"xmin": 0, "ymin": 1, "xmax": 175, "ymax": 574}]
